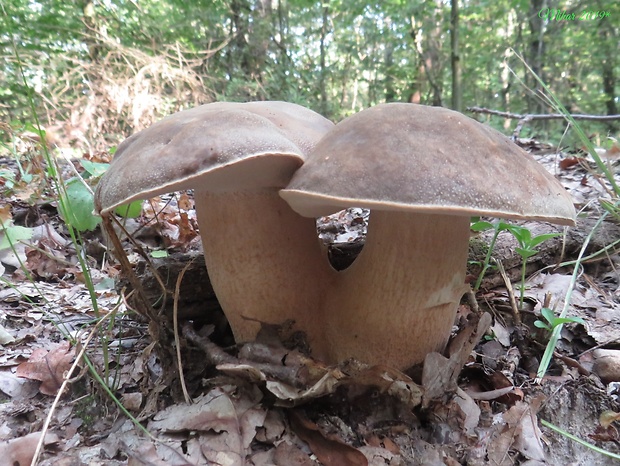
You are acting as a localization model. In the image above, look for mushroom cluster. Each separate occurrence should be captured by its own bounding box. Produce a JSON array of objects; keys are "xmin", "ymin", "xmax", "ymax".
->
[{"xmin": 95, "ymin": 101, "xmax": 576, "ymax": 370}]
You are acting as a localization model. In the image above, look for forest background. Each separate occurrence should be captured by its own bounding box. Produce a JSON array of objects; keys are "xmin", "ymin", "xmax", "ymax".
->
[{"xmin": 0, "ymin": 0, "xmax": 618, "ymax": 154}]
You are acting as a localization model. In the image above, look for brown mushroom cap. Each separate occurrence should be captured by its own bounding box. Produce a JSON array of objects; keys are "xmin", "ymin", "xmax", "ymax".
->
[
  {"xmin": 280, "ymin": 103, "xmax": 576, "ymax": 225},
  {"xmin": 95, "ymin": 101, "xmax": 333, "ymax": 214}
]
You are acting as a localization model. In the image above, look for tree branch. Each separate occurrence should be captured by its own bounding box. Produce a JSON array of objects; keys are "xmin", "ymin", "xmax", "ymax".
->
[{"xmin": 467, "ymin": 107, "xmax": 620, "ymax": 138}]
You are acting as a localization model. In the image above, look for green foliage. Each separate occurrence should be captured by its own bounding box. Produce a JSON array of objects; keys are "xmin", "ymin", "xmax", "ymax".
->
[
  {"xmin": 471, "ymin": 220, "xmax": 559, "ymax": 308},
  {"xmin": 0, "ymin": 223, "xmax": 32, "ymax": 249},
  {"xmin": 57, "ymin": 160, "xmax": 142, "ymax": 232},
  {"xmin": 504, "ymin": 224, "xmax": 560, "ymax": 310},
  {"xmin": 58, "ymin": 178, "xmax": 100, "ymax": 232},
  {"xmin": 114, "ymin": 202, "xmax": 142, "ymax": 219},
  {"xmin": 79, "ymin": 160, "xmax": 110, "ymax": 178},
  {"xmin": 533, "ymin": 307, "xmax": 585, "ymax": 333},
  {"xmin": 505, "ymin": 225, "xmax": 559, "ymax": 260},
  {"xmin": 0, "ymin": 168, "xmax": 18, "ymax": 191},
  {"xmin": 0, "ymin": 122, "xmax": 41, "ymax": 191},
  {"xmin": 470, "ymin": 219, "xmax": 512, "ymax": 291},
  {"xmin": 2, "ymin": 0, "xmax": 617, "ymax": 145}
]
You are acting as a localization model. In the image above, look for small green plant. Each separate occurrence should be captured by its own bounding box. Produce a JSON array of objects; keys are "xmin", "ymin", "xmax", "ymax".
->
[
  {"xmin": 470, "ymin": 219, "xmax": 509, "ymax": 291},
  {"xmin": 470, "ymin": 220, "xmax": 559, "ymax": 309},
  {"xmin": 503, "ymin": 224, "xmax": 560, "ymax": 310},
  {"xmin": 534, "ymin": 307, "xmax": 585, "ymax": 333},
  {"xmin": 58, "ymin": 159, "xmax": 142, "ymax": 232},
  {"xmin": 0, "ymin": 122, "xmax": 45, "ymax": 198},
  {"xmin": 0, "ymin": 168, "xmax": 18, "ymax": 192}
]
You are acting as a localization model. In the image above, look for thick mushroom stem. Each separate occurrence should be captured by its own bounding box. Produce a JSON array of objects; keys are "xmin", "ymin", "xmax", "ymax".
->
[
  {"xmin": 322, "ymin": 211, "xmax": 471, "ymax": 369},
  {"xmin": 194, "ymin": 188, "xmax": 334, "ymax": 349}
]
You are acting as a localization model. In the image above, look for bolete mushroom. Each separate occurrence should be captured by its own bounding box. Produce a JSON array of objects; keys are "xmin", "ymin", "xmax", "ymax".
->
[
  {"xmin": 280, "ymin": 103, "xmax": 576, "ymax": 369},
  {"xmin": 95, "ymin": 101, "xmax": 334, "ymax": 346}
]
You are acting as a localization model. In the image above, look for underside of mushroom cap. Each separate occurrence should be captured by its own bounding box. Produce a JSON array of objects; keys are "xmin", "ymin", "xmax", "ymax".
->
[
  {"xmin": 280, "ymin": 103, "xmax": 576, "ymax": 225},
  {"xmin": 95, "ymin": 101, "xmax": 333, "ymax": 214}
]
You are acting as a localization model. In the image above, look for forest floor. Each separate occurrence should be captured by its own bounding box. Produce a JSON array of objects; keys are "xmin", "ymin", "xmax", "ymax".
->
[{"xmin": 1, "ymin": 139, "xmax": 620, "ymax": 465}]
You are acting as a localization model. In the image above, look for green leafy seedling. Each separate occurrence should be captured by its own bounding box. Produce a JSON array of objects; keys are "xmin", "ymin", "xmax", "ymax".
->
[
  {"xmin": 504, "ymin": 224, "xmax": 560, "ymax": 310},
  {"xmin": 534, "ymin": 307, "xmax": 585, "ymax": 333},
  {"xmin": 470, "ymin": 219, "xmax": 512, "ymax": 291}
]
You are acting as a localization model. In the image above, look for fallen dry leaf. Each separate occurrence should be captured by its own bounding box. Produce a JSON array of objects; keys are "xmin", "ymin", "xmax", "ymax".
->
[
  {"xmin": 15, "ymin": 340, "xmax": 74, "ymax": 395},
  {"xmin": 0, "ymin": 431, "xmax": 59, "ymax": 466},
  {"xmin": 146, "ymin": 385, "xmax": 265, "ymax": 465},
  {"xmin": 289, "ymin": 410, "xmax": 368, "ymax": 466},
  {"xmin": 559, "ymin": 157, "xmax": 581, "ymax": 169},
  {"xmin": 599, "ymin": 409, "xmax": 620, "ymax": 429},
  {"xmin": 454, "ymin": 387, "xmax": 480, "ymax": 436},
  {"xmin": 150, "ymin": 387, "xmax": 242, "ymax": 432},
  {"xmin": 273, "ymin": 441, "xmax": 318, "ymax": 465},
  {"xmin": 126, "ymin": 441, "xmax": 190, "ymax": 465},
  {"xmin": 422, "ymin": 312, "xmax": 492, "ymax": 404},
  {"xmin": 488, "ymin": 399, "xmax": 546, "ymax": 463}
]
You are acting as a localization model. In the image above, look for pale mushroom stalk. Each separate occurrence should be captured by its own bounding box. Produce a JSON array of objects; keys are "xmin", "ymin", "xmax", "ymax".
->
[
  {"xmin": 195, "ymin": 188, "xmax": 333, "ymax": 344},
  {"xmin": 321, "ymin": 212, "xmax": 470, "ymax": 368}
]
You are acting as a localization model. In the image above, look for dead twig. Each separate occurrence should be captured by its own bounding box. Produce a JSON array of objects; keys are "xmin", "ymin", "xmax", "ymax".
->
[
  {"xmin": 467, "ymin": 106, "xmax": 620, "ymax": 122},
  {"xmin": 466, "ymin": 286, "xmax": 480, "ymax": 314},
  {"xmin": 496, "ymin": 260, "xmax": 521, "ymax": 326},
  {"xmin": 467, "ymin": 106, "xmax": 620, "ymax": 139},
  {"xmin": 101, "ymin": 214, "xmax": 160, "ymax": 321},
  {"xmin": 174, "ymin": 258, "xmax": 196, "ymax": 405}
]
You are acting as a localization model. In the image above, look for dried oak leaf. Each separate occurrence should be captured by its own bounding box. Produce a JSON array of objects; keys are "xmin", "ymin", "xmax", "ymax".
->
[
  {"xmin": 487, "ymin": 398, "xmax": 546, "ymax": 464},
  {"xmin": 148, "ymin": 386, "xmax": 264, "ymax": 466},
  {"xmin": 289, "ymin": 410, "xmax": 368, "ymax": 466},
  {"xmin": 16, "ymin": 341, "xmax": 74, "ymax": 395},
  {"xmin": 0, "ymin": 431, "xmax": 59, "ymax": 466}
]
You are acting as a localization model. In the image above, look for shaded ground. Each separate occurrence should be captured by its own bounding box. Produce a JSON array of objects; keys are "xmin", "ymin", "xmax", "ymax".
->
[{"xmin": 1, "ymin": 139, "xmax": 620, "ymax": 465}]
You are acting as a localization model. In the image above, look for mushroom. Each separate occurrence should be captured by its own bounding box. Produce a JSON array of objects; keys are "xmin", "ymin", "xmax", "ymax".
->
[
  {"xmin": 95, "ymin": 101, "xmax": 334, "ymax": 346},
  {"xmin": 280, "ymin": 103, "xmax": 576, "ymax": 369}
]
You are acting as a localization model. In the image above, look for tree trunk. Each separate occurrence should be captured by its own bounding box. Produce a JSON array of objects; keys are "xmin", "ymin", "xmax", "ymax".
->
[
  {"xmin": 247, "ymin": 0, "xmax": 272, "ymax": 80},
  {"xmin": 599, "ymin": 23, "xmax": 618, "ymax": 128},
  {"xmin": 526, "ymin": 0, "xmax": 546, "ymax": 114},
  {"xmin": 384, "ymin": 17, "xmax": 396, "ymax": 102},
  {"xmin": 229, "ymin": 0, "xmax": 249, "ymax": 78},
  {"xmin": 409, "ymin": 1, "xmax": 444, "ymax": 106},
  {"xmin": 450, "ymin": 0, "xmax": 461, "ymax": 112},
  {"xmin": 318, "ymin": 0, "xmax": 330, "ymax": 115},
  {"xmin": 81, "ymin": 0, "xmax": 100, "ymax": 62}
]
